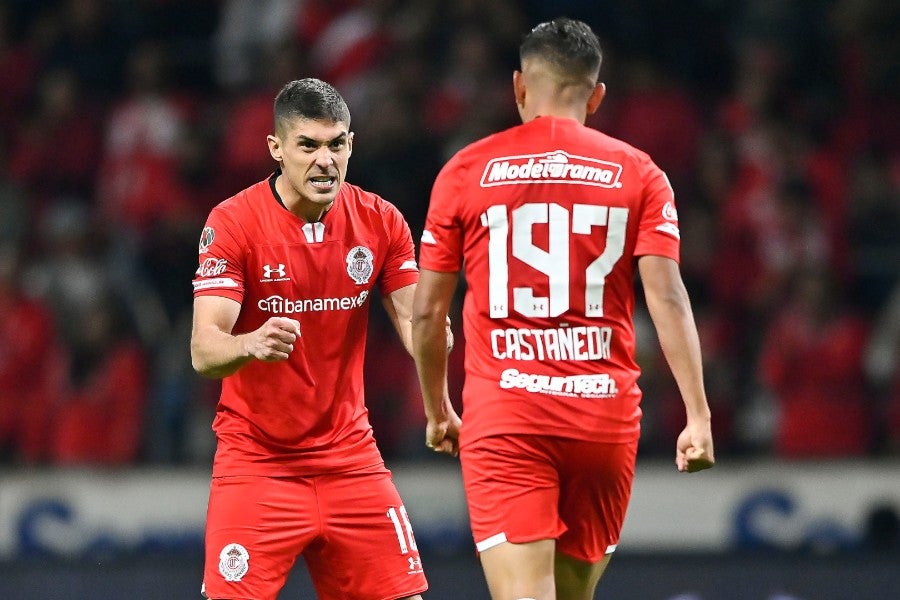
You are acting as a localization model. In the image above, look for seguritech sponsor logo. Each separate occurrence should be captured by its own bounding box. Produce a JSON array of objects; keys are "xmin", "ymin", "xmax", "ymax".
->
[
  {"xmin": 257, "ymin": 290, "xmax": 370, "ymax": 314},
  {"xmin": 499, "ymin": 368, "xmax": 618, "ymax": 398}
]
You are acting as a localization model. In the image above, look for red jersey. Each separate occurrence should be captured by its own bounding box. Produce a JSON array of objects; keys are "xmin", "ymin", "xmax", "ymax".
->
[
  {"xmin": 193, "ymin": 174, "xmax": 418, "ymax": 476},
  {"xmin": 419, "ymin": 116, "xmax": 680, "ymax": 446}
]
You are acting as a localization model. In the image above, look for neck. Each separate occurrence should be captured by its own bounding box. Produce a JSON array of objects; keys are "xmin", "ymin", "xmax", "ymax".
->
[
  {"xmin": 519, "ymin": 84, "xmax": 591, "ymax": 124},
  {"xmin": 522, "ymin": 104, "xmax": 587, "ymax": 124},
  {"xmin": 296, "ymin": 203, "xmax": 332, "ymax": 223},
  {"xmin": 275, "ymin": 174, "xmax": 333, "ymax": 223}
]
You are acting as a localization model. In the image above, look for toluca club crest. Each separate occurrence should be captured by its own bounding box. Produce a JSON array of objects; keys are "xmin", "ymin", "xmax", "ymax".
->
[
  {"xmin": 218, "ymin": 543, "xmax": 250, "ymax": 582},
  {"xmin": 346, "ymin": 246, "xmax": 374, "ymax": 284}
]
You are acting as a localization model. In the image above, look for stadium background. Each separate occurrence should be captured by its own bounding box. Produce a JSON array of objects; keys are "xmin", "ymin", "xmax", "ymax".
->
[{"xmin": 0, "ymin": 1, "xmax": 897, "ymax": 598}]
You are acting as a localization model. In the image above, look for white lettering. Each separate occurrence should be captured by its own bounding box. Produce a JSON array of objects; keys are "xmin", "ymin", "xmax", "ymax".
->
[
  {"xmin": 516, "ymin": 328, "xmax": 534, "ymax": 360},
  {"xmin": 498, "ymin": 368, "xmax": 618, "ymax": 398},
  {"xmin": 257, "ymin": 291, "xmax": 369, "ymax": 314},
  {"xmin": 489, "ymin": 326, "xmax": 612, "ymax": 361},
  {"xmin": 491, "ymin": 329, "xmax": 505, "ymax": 359},
  {"xmin": 482, "ymin": 151, "xmax": 623, "ymax": 189},
  {"xmin": 196, "ymin": 258, "xmax": 228, "ymax": 277},
  {"xmin": 192, "ymin": 277, "xmax": 238, "ymax": 290}
]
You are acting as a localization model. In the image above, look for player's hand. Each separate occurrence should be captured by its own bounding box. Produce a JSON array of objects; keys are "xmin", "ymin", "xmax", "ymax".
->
[
  {"xmin": 675, "ymin": 419, "xmax": 715, "ymax": 473},
  {"xmin": 245, "ymin": 317, "xmax": 301, "ymax": 362},
  {"xmin": 425, "ymin": 410, "xmax": 462, "ymax": 457}
]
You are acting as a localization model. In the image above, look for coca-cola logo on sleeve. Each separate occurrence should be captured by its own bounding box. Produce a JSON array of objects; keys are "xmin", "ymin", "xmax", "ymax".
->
[{"xmin": 196, "ymin": 257, "xmax": 227, "ymax": 277}]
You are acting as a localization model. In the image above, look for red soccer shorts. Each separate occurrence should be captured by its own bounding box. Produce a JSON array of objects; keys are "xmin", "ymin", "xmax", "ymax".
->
[
  {"xmin": 202, "ymin": 466, "xmax": 428, "ymax": 600},
  {"xmin": 460, "ymin": 434, "xmax": 638, "ymax": 563}
]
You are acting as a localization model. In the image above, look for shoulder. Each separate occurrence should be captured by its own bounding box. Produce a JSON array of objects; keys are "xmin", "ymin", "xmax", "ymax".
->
[
  {"xmin": 204, "ymin": 180, "xmax": 273, "ymax": 245},
  {"xmin": 430, "ymin": 130, "xmax": 510, "ymax": 196},
  {"xmin": 339, "ymin": 182, "xmax": 409, "ymax": 228},
  {"xmin": 599, "ymin": 133, "xmax": 664, "ymax": 180},
  {"xmin": 340, "ymin": 181, "xmax": 398, "ymax": 214},
  {"xmin": 578, "ymin": 125, "xmax": 657, "ymax": 166}
]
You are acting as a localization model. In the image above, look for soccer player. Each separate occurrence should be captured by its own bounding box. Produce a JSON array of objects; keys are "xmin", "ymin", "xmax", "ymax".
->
[
  {"xmin": 190, "ymin": 78, "xmax": 427, "ymax": 600},
  {"xmin": 411, "ymin": 17, "xmax": 715, "ymax": 600}
]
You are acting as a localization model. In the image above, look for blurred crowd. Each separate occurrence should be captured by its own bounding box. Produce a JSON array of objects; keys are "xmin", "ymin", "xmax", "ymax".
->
[{"xmin": 0, "ymin": 0, "xmax": 897, "ymax": 467}]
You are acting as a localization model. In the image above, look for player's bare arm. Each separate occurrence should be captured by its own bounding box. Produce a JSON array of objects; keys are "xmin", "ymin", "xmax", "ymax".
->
[
  {"xmin": 381, "ymin": 283, "xmax": 417, "ymax": 355},
  {"xmin": 638, "ymin": 255, "xmax": 715, "ymax": 473},
  {"xmin": 383, "ymin": 282, "xmax": 454, "ymax": 356},
  {"xmin": 411, "ymin": 269, "xmax": 462, "ymax": 456},
  {"xmin": 190, "ymin": 295, "xmax": 302, "ymax": 379}
]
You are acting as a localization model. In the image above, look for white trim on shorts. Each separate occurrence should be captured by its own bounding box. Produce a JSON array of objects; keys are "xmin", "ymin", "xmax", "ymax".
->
[
  {"xmin": 475, "ymin": 533, "xmax": 617, "ymax": 555},
  {"xmin": 475, "ymin": 532, "xmax": 508, "ymax": 552}
]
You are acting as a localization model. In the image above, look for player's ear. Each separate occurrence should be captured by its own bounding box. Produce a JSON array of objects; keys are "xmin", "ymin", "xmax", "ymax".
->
[
  {"xmin": 347, "ymin": 131, "xmax": 354, "ymax": 156},
  {"xmin": 586, "ymin": 82, "xmax": 606, "ymax": 115},
  {"xmin": 267, "ymin": 134, "xmax": 283, "ymax": 162},
  {"xmin": 513, "ymin": 70, "xmax": 526, "ymax": 108}
]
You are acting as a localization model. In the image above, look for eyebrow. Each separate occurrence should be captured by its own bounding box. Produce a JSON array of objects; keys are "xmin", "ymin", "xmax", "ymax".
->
[{"xmin": 296, "ymin": 132, "xmax": 349, "ymax": 145}]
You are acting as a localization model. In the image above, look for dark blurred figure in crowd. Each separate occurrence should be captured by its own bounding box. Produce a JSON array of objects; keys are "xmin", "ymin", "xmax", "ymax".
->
[
  {"xmin": 758, "ymin": 267, "xmax": 873, "ymax": 457},
  {"xmin": 7, "ymin": 68, "xmax": 103, "ymax": 200},
  {"xmin": 0, "ymin": 240, "xmax": 59, "ymax": 463},
  {"xmin": 0, "ymin": 3, "xmax": 42, "ymax": 143},
  {"xmin": 42, "ymin": 0, "xmax": 127, "ymax": 97},
  {"xmin": 846, "ymin": 152, "xmax": 900, "ymax": 313},
  {"xmin": 41, "ymin": 292, "xmax": 148, "ymax": 465},
  {"xmin": 865, "ymin": 283, "xmax": 900, "ymax": 454},
  {"xmin": 12, "ymin": 201, "xmax": 149, "ymax": 464},
  {"xmin": 97, "ymin": 39, "xmax": 197, "ymax": 239}
]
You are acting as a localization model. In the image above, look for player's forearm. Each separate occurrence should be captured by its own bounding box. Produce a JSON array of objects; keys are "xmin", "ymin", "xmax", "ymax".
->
[
  {"xmin": 645, "ymin": 291, "xmax": 711, "ymax": 421},
  {"xmin": 390, "ymin": 313, "xmax": 415, "ymax": 358},
  {"xmin": 412, "ymin": 315, "xmax": 451, "ymax": 421},
  {"xmin": 383, "ymin": 284, "xmax": 416, "ymax": 356},
  {"xmin": 190, "ymin": 326, "xmax": 253, "ymax": 379}
]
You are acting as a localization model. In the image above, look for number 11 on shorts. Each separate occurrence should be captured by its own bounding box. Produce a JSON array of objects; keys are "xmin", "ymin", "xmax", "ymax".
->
[{"xmin": 387, "ymin": 505, "xmax": 418, "ymax": 553}]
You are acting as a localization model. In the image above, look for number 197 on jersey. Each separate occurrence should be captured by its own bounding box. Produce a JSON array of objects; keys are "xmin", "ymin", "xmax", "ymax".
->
[{"xmin": 482, "ymin": 202, "xmax": 628, "ymax": 319}]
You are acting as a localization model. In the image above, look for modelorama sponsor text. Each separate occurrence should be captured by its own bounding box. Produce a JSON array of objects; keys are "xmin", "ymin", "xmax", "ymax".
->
[{"xmin": 480, "ymin": 151, "xmax": 623, "ymax": 188}]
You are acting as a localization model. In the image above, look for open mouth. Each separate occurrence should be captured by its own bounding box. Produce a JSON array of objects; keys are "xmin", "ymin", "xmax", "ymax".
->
[{"xmin": 309, "ymin": 176, "xmax": 337, "ymax": 190}]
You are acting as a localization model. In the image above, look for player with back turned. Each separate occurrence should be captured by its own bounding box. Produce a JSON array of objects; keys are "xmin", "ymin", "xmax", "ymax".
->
[
  {"xmin": 190, "ymin": 78, "xmax": 428, "ymax": 600},
  {"xmin": 412, "ymin": 17, "xmax": 715, "ymax": 600}
]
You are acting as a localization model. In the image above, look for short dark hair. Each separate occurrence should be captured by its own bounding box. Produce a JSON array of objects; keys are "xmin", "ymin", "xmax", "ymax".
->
[
  {"xmin": 273, "ymin": 78, "xmax": 351, "ymax": 135},
  {"xmin": 520, "ymin": 18, "xmax": 602, "ymax": 79}
]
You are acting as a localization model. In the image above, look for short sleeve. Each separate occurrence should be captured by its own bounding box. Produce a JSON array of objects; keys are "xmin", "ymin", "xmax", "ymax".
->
[
  {"xmin": 633, "ymin": 158, "xmax": 681, "ymax": 262},
  {"xmin": 418, "ymin": 154, "xmax": 465, "ymax": 272},
  {"xmin": 377, "ymin": 201, "xmax": 419, "ymax": 296},
  {"xmin": 192, "ymin": 207, "xmax": 246, "ymax": 303}
]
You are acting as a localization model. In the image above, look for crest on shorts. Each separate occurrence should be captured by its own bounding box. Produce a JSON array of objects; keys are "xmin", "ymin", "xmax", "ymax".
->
[
  {"xmin": 346, "ymin": 245, "xmax": 374, "ymax": 284},
  {"xmin": 218, "ymin": 543, "xmax": 249, "ymax": 582}
]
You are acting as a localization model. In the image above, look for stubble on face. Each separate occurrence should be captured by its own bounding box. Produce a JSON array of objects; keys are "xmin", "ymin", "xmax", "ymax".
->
[{"xmin": 271, "ymin": 118, "xmax": 353, "ymax": 222}]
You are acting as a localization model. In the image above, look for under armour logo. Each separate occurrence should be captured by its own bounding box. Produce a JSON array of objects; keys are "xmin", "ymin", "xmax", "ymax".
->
[
  {"xmin": 263, "ymin": 264, "xmax": 286, "ymax": 279},
  {"xmin": 408, "ymin": 556, "xmax": 422, "ymax": 572}
]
